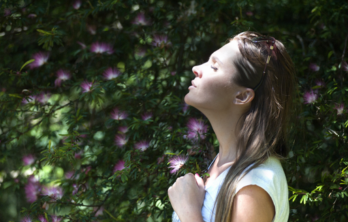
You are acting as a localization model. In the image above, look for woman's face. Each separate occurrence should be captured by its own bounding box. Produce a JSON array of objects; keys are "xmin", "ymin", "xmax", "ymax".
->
[{"xmin": 184, "ymin": 40, "xmax": 246, "ymax": 111}]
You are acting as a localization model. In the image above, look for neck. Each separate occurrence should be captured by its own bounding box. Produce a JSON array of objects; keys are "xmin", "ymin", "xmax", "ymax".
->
[{"xmin": 202, "ymin": 108, "xmax": 244, "ymax": 167}]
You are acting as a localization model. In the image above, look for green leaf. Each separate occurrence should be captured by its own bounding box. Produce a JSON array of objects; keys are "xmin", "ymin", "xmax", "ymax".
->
[{"xmin": 20, "ymin": 59, "xmax": 35, "ymax": 71}]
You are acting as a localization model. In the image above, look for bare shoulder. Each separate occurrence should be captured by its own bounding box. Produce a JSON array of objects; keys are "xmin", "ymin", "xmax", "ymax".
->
[{"xmin": 231, "ymin": 185, "xmax": 275, "ymax": 222}]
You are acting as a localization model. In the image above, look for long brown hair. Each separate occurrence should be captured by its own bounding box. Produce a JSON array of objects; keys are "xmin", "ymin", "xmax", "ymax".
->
[{"xmin": 213, "ymin": 31, "xmax": 296, "ymax": 221}]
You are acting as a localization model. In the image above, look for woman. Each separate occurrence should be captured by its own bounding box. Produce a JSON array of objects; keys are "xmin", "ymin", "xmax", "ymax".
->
[{"xmin": 168, "ymin": 31, "xmax": 295, "ymax": 222}]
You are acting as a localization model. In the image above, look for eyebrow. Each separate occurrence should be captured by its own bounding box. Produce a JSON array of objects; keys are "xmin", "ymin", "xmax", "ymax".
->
[{"xmin": 211, "ymin": 55, "xmax": 223, "ymax": 65}]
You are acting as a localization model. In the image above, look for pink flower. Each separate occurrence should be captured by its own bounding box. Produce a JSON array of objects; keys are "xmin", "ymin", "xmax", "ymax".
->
[
  {"xmin": 118, "ymin": 126, "xmax": 128, "ymax": 133},
  {"xmin": 77, "ymin": 41, "xmax": 86, "ymax": 49},
  {"xmin": 171, "ymin": 71, "xmax": 176, "ymax": 76},
  {"xmin": 342, "ymin": 61, "xmax": 348, "ymax": 72},
  {"xmin": 132, "ymin": 12, "xmax": 150, "ymax": 25},
  {"xmin": 23, "ymin": 154, "xmax": 35, "ymax": 165},
  {"xmin": 113, "ymin": 160, "xmax": 125, "ymax": 173},
  {"xmin": 51, "ymin": 215, "xmax": 62, "ymax": 222},
  {"xmin": 42, "ymin": 186, "xmax": 63, "ymax": 200},
  {"xmin": 95, "ymin": 206, "xmax": 104, "ymax": 216},
  {"xmin": 72, "ymin": 184, "xmax": 79, "ymax": 195},
  {"xmin": 38, "ymin": 215, "xmax": 47, "ymax": 222},
  {"xmin": 87, "ymin": 25, "xmax": 96, "ymax": 35},
  {"xmin": 309, "ymin": 63, "xmax": 320, "ymax": 72},
  {"xmin": 168, "ymin": 155, "xmax": 189, "ymax": 174},
  {"xmin": 334, "ymin": 103, "xmax": 344, "ymax": 115},
  {"xmin": 135, "ymin": 140, "xmax": 150, "ymax": 151},
  {"xmin": 186, "ymin": 118, "xmax": 208, "ymax": 140},
  {"xmin": 157, "ymin": 155, "xmax": 165, "ymax": 164},
  {"xmin": 65, "ymin": 171, "xmax": 75, "ymax": 179},
  {"xmin": 111, "ymin": 108, "xmax": 128, "ymax": 120},
  {"xmin": 141, "ymin": 112, "xmax": 152, "ymax": 120},
  {"xmin": 55, "ymin": 69, "xmax": 71, "ymax": 87},
  {"xmin": 35, "ymin": 92, "xmax": 51, "ymax": 104},
  {"xmin": 29, "ymin": 52, "xmax": 49, "ymax": 69},
  {"xmin": 84, "ymin": 166, "xmax": 91, "ymax": 174},
  {"xmin": 80, "ymin": 81, "xmax": 93, "ymax": 93},
  {"xmin": 135, "ymin": 47, "xmax": 146, "ymax": 57},
  {"xmin": 115, "ymin": 134, "xmax": 128, "ymax": 147},
  {"xmin": 28, "ymin": 14, "xmax": 37, "ymax": 18},
  {"xmin": 182, "ymin": 103, "xmax": 189, "ymax": 113},
  {"xmin": 315, "ymin": 80, "xmax": 325, "ymax": 88},
  {"xmin": 152, "ymin": 35, "xmax": 171, "ymax": 47},
  {"xmin": 246, "ymin": 11, "xmax": 253, "ymax": 16},
  {"xmin": 4, "ymin": 8, "xmax": 11, "ymax": 16},
  {"xmin": 103, "ymin": 67, "xmax": 120, "ymax": 80},
  {"xmin": 73, "ymin": 0, "xmax": 81, "ymax": 9},
  {"xmin": 21, "ymin": 216, "xmax": 32, "ymax": 222},
  {"xmin": 90, "ymin": 42, "xmax": 113, "ymax": 54},
  {"xmin": 22, "ymin": 95, "xmax": 35, "ymax": 104},
  {"xmin": 74, "ymin": 150, "xmax": 83, "ymax": 159},
  {"xmin": 303, "ymin": 90, "xmax": 318, "ymax": 104},
  {"xmin": 25, "ymin": 176, "xmax": 41, "ymax": 203}
]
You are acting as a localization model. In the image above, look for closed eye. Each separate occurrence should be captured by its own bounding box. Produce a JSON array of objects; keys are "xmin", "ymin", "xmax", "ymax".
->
[{"xmin": 211, "ymin": 65, "xmax": 218, "ymax": 71}]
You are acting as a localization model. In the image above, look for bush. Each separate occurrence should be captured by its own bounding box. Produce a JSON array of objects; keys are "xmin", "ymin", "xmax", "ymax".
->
[{"xmin": 0, "ymin": 0, "xmax": 348, "ymax": 221}]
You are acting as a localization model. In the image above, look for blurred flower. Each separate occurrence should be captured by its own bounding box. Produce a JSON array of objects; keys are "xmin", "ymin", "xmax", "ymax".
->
[
  {"xmin": 4, "ymin": 8, "xmax": 11, "ymax": 16},
  {"xmin": 73, "ymin": 0, "xmax": 81, "ymax": 9},
  {"xmin": 303, "ymin": 90, "xmax": 318, "ymax": 104},
  {"xmin": 315, "ymin": 79, "xmax": 325, "ymax": 88},
  {"xmin": 135, "ymin": 140, "xmax": 150, "ymax": 151},
  {"xmin": 118, "ymin": 126, "xmax": 128, "ymax": 133},
  {"xmin": 38, "ymin": 215, "xmax": 47, "ymax": 222},
  {"xmin": 80, "ymin": 81, "xmax": 93, "ymax": 93},
  {"xmin": 72, "ymin": 184, "xmax": 79, "ymax": 195},
  {"xmin": 55, "ymin": 69, "xmax": 71, "ymax": 87},
  {"xmin": 342, "ymin": 61, "xmax": 348, "ymax": 72},
  {"xmin": 168, "ymin": 155, "xmax": 189, "ymax": 174},
  {"xmin": 141, "ymin": 112, "xmax": 152, "ymax": 120},
  {"xmin": 171, "ymin": 71, "xmax": 176, "ymax": 76},
  {"xmin": 334, "ymin": 103, "xmax": 344, "ymax": 115},
  {"xmin": 309, "ymin": 63, "xmax": 320, "ymax": 72},
  {"xmin": 65, "ymin": 171, "xmax": 75, "ymax": 179},
  {"xmin": 74, "ymin": 150, "xmax": 83, "ymax": 159},
  {"xmin": 103, "ymin": 67, "xmax": 120, "ymax": 80},
  {"xmin": 115, "ymin": 134, "xmax": 128, "ymax": 147},
  {"xmin": 21, "ymin": 216, "xmax": 32, "ymax": 222},
  {"xmin": 111, "ymin": 108, "xmax": 128, "ymax": 120},
  {"xmin": 182, "ymin": 103, "xmax": 189, "ymax": 113},
  {"xmin": 84, "ymin": 166, "xmax": 91, "ymax": 174},
  {"xmin": 29, "ymin": 52, "xmax": 49, "ymax": 69},
  {"xmin": 152, "ymin": 35, "xmax": 171, "ymax": 47},
  {"xmin": 22, "ymin": 95, "xmax": 35, "ymax": 104},
  {"xmin": 90, "ymin": 42, "xmax": 113, "ymax": 54},
  {"xmin": 35, "ymin": 92, "xmax": 51, "ymax": 104},
  {"xmin": 113, "ymin": 160, "xmax": 125, "ymax": 173},
  {"xmin": 135, "ymin": 47, "xmax": 146, "ymax": 57},
  {"xmin": 246, "ymin": 11, "xmax": 253, "ymax": 16},
  {"xmin": 28, "ymin": 14, "xmax": 37, "ymax": 18},
  {"xmin": 87, "ymin": 25, "xmax": 96, "ymax": 35},
  {"xmin": 132, "ymin": 12, "xmax": 150, "ymax": 25},
  {"xmin": 95, "ymin": 206, "xmax": 104, "ymax": 216},
  {"xmin": 23, "ymin": 154, "xmax": 35, "ymax": 165},
  {"xmin": 42, "ymin": 186, "xmax": 63, "ymax": 200},
  {"xmin": 51, "ymin": 215, "xmax": 62, "ymax": 222},
  {"xmin": 25, "ymin": 176, "xmax": 41, "ymax": 203},
  {"xmin": 77, "ymin": 41, "xmax": 86, "ymax": 49},
  {"xmin": 186, "ymin": 118, "xmax": 208, "ymax": 140},
  {"xmin": 157, "ymin": 155, "xmax": 165, "ymax": 164}
]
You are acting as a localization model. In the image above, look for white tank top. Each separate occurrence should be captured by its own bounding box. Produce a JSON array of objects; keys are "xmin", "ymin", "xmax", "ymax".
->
[{"xmin": 172, "ymin": 154, "xmax": 289, "ymax": 222}]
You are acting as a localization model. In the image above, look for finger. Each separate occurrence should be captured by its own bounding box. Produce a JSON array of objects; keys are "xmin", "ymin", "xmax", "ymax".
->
[{"xmin": 195, "ymin": 173, "xmax": 205, "ymax": 189}]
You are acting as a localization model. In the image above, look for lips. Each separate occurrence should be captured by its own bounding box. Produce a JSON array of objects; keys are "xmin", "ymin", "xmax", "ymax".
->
[{"xmin": 191, "ymin": 80, "xmax": 197, "ymax": 87}]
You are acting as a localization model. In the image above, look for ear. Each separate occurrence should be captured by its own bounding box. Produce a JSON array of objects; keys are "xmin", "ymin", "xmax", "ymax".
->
[{"xmin": 234, "ymin": 88, "xmax": 255, "ymax": 105}]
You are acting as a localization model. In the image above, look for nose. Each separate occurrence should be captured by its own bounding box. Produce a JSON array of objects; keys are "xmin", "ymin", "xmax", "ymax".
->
[{"xmin": 192, "ymin": 66, "xmax": 202, "ymax": 78}]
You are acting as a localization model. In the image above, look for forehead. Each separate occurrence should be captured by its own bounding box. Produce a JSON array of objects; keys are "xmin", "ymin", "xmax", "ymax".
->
[{"xmin": 212, "ymin": 40, "xmax": 239, "ymax": 63}]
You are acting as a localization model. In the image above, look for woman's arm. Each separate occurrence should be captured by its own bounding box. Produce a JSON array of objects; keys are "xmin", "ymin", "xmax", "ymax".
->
[{"xmin": 230, "ymin": 185, "xmax": 275, "ymax": 222}]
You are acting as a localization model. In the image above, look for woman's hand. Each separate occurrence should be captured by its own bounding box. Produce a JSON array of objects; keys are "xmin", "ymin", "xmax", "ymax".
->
[{"xmin": 168, "ymin": 173, "xmax": 205, "ymax": 222}]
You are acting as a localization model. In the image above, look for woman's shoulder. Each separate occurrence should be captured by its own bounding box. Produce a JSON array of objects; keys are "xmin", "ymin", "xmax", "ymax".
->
[{"xmin": 237, "ymin": 156, "xmax": 287, "ymax": 192}]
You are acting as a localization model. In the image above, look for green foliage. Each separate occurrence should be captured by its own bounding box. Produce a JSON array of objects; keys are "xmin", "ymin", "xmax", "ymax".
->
[{"xmin": 1, "ymin": 0, "xmax": 348, "ymax": 221}]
